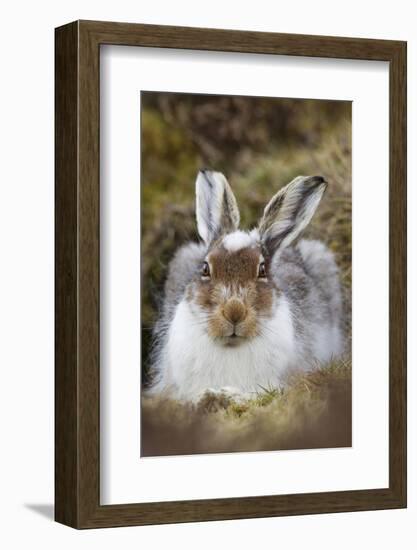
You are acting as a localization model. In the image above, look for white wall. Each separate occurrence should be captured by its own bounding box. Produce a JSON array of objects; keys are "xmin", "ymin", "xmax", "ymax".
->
[{"xmin": 0, "ymin": 0, "xmax": 415, "ymax": 547}]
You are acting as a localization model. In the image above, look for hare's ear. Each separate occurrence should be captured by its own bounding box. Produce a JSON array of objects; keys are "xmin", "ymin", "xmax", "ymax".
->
[
  {"xmin": 258, "ymin": 175, "xmax": 327, "ymax": 254},
  {"xmin": 196, "ymin": 170, "xmax": 240, "ymax": 245}
]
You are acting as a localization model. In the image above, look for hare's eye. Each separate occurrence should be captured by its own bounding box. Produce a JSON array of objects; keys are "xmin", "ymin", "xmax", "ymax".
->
[
  {"xmin": 201, "ymin": 262, "xmax": 211, "ymax": 278},
  {"xmin": 258, "ymin": 262, "xmax": 267, "ymax": 278}
]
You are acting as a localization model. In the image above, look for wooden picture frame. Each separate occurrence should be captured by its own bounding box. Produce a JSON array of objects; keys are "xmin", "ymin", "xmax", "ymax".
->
[{"xmin": 55, "ymin": 20, "xmax": 407, "ymax": 529}]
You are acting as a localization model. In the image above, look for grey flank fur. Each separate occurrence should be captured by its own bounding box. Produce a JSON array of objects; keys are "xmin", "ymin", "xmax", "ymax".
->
[{"xmin": 148, "ymin": 242, "xmax": 206, "ymax": 383}]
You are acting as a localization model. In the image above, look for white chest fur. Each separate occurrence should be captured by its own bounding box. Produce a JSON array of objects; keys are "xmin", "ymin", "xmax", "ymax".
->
[{"xmin": 157, "ymin": 297, "xmax": 298, "ymax": 401}]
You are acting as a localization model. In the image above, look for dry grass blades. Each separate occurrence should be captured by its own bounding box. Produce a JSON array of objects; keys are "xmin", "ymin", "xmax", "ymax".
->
[{"xmin": 141, "ymin": 359, "xmax": 351, "ymax": 456}]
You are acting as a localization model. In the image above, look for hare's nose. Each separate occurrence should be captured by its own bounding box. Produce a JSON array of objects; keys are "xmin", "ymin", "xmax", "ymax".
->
[{"xmin": 223, "ymin": 299, "xmax": 247, "ymax": 324}]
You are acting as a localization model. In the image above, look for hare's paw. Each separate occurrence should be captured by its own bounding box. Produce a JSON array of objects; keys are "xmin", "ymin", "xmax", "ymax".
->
[{"xmin": 196, "ymin": 387, "xmax": 248, "ymax": 413}]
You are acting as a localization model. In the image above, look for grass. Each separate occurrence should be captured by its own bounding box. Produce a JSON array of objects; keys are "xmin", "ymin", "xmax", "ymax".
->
[{"xmin": 141, "ymin": 359, "xmax": 352, "ymax": 456}]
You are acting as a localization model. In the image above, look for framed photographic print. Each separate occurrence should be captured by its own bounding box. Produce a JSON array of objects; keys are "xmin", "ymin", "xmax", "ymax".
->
[{"xmin": 55, "ymin": 20, "xmax": 407, "ymax": 528}]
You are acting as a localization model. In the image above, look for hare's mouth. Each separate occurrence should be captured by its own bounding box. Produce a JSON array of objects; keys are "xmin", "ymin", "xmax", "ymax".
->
[
  {"xmin": 222, "ymin": 333, "xmax": 247, "ymax": 347},
  {"xmin": 208, "ymin": 315, "xmax": 257, "ymax": 345}
]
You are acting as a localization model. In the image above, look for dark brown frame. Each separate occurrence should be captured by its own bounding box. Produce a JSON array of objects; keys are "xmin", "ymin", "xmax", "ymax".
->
[{"xmin": 55, "ymin": 20, "xmax": 407, "ymax": 529}]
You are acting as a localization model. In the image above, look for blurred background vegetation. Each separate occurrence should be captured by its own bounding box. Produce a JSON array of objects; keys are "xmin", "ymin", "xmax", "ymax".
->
[{"xmin": 141, "ymin": 92, "xmax": 352, "ymax": 374}]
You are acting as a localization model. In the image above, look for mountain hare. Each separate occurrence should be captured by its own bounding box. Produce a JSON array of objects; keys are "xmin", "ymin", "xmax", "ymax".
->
[{"xmin": 147, "ymin": 170, "xmax": 344, "ymax": 402}]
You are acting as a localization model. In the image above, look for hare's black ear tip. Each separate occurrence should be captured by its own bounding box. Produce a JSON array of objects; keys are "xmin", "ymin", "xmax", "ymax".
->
[
  {"xmin": 297, "ymin": 175, "xmax": 327, "ymax": 189},
  {"xmin": 197, "ymin": 169, "xmax": 218, "ymax": 189},
  {"xmin": 311, "ymin": 175, "xmax": 327, "ymax": 185},
  {"xmin": 307, "ymin": 175, "xmax": 328, "ymax": 192}
]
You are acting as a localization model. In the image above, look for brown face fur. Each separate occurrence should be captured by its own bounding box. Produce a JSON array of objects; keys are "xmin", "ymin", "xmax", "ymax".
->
[{"xmin": 189, "ymin": 241, "xmax": 276, "ymax": 346}]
